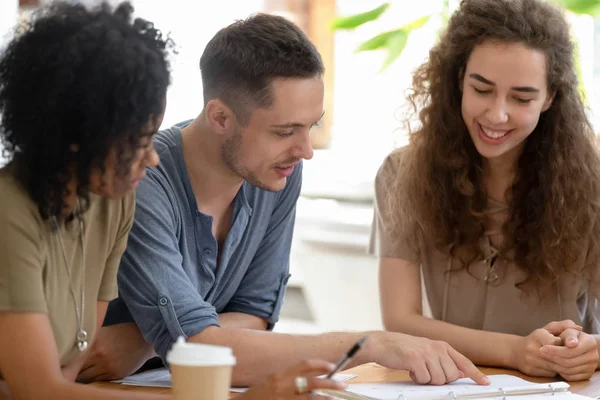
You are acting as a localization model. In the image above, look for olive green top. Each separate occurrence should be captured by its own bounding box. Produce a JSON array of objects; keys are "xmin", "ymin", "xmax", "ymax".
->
[{"xmin": 0, "ymin": 168, "xmax": 134, "ymax": 367}]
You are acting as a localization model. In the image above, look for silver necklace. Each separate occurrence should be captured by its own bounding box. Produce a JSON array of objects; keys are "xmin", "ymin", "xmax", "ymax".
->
[{"xmin": 51, "ymin": 199, "xmax": 88, "ymax": 352}]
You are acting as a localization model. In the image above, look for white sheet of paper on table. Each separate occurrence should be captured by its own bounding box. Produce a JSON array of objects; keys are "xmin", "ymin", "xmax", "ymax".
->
[{"xmin": 114, "ymin": 368, "xmax": 172, "ymax": 388}]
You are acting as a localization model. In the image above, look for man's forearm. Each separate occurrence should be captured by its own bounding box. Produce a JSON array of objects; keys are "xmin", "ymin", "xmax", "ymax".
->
[
  {"xmin": 190, "ymin": 327, "xmax": 368, "ymax": 386},
  {"xmin": 218, "ymin": 313, "xmax": 268, "ymax": 331},
  {"xmin": 62, "ymin": 352, "xmax": 88, "ymax": 381}
]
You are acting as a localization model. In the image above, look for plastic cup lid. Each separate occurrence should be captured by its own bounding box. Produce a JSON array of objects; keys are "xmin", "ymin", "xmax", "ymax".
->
[{"xmin": 166, "ymin": 336, "xmax": 237, "ymax": 367}]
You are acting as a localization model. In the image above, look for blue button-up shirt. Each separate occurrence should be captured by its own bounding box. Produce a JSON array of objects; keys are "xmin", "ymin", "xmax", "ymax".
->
[{"xmin": 105, "ymin": 122, "xmax": 299, "ymax": 360}]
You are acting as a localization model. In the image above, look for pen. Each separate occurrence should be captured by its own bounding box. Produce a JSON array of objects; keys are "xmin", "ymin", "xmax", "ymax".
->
[{"xmin": 326, "ymin": 335, "xmax": 369, "ymax": 379}]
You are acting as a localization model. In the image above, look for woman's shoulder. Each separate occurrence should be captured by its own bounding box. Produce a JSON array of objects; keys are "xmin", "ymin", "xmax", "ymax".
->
[
  {"xmin": 0, "ymin": 167, "xmax": 40, "ymax": 222},
  {"xmin": 375, "ymin": 145, "xmax": 413, "ymax": 186},
  {"xmin": 90, "ymin": 189, "xmax": 135, "ymax": 227}
]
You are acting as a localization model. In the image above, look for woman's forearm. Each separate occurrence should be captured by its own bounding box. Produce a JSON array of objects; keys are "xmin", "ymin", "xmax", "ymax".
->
[
  {"xmin": 386, "ymin": 314, "xmax": 522, "ymax": 369},
  {"xmin": 50, "ymin": 380, "xmax": 171, "ymax": 400}
]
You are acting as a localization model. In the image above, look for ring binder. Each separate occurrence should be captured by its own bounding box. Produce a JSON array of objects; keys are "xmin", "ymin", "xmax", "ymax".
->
[
  {"xmin": 500, "ymin": 387, "xmax": 507, "ymax": 400},
  {"xmin": 319, "ymin": 379, "xmax": 571, "ymax": 400}
]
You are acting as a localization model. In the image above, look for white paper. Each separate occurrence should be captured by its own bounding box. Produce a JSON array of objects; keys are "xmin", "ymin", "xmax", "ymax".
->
[
  {"xmin": 114, "ymin": 368, "xmax": 171, "ymax": 387},
  {"xmin": 114, "ymin": 367, "xmax": 356, "ymax": 392},
  {"xmin": 343, "ymin": 374, "xmax": 573, "ymax": 400}
]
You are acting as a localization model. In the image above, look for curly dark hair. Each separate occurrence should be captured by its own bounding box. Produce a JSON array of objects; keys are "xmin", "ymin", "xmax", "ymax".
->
[
  {"xmin": 200, "ymin": 13, "xmax": 324, "ymax": 124},
  {"xmin": 388, "ymin": 0, "xmax": 600, "ymax": 288},
  {"xmin": 0, "ymin": 1, "xmax": 173, "ymax": 219}
]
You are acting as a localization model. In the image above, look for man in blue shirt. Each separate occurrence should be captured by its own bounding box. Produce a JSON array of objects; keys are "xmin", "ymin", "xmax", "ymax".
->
[
  {"xmin": 78, "ymin": 13, "xmax": 489, "ymax": 387},
  {"xmin": 106, "ymin": 116, "xmax": 302, "ymax": 354}
]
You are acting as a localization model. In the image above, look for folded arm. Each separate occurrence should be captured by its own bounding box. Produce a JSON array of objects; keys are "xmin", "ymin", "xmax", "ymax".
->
[
  {"xmin": 371, "ymin": 156, "xmax": 571, "ymax": 378},
  {"xmin": 378, "ymin": 256, "xmax": 583, "ymax": 378}
]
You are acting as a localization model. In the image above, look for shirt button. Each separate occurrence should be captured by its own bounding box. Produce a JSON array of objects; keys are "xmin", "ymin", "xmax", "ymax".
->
[
  {"xmin": 159, "ymin": 297, "xmax": 168, "ymax": 306},
  {"xmin": 203, "ymin": 248, "xmax": 212, "ymax": 256}
]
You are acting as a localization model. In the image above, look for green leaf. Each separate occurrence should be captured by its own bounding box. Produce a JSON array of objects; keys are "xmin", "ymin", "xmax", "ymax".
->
[
  {"xmin": 401, "ymin": 15, "xmax": 431, "ymax": 32},
  {"xmin": 553, "ymin": 0, "xmax": 600, "ymax": 15},
  {"xmin": 356, "ymin": 30, "xmax": 402, "ymax": 52},
  {"xmin": 380, "ymin": 30, "xmax": 409, "ymax": 71},
  {"xmin": 331, "ymin": 3, "xmax": 390, "ymax": 30}
]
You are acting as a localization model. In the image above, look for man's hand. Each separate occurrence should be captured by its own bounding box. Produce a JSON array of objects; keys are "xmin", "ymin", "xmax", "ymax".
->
[
  {"xmin": 368, "ymin": 332, "xmax": 490, "ymax": 385},
  {"xmin": 540, "ymin": 330, "xmax": 599, "ymax": 381},
  {"xmin": 240, "ymin": 360, "xmax": 347, "ymax": 400},
  {"xmin": 77, "ymin": 323, "xmax": 154, "ymax": 382}
]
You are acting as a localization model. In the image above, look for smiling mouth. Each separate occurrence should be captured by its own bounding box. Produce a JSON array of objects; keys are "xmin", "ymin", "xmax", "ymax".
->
[{"xmin": 480, "ymin": 124, "xmax": 511, "ymax": 139}]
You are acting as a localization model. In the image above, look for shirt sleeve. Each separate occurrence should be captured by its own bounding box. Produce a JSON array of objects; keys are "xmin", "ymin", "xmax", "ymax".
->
[
  {"xmin": 368, "ymin": 150, "xmax": 420, "ymax": 263},
  {"xmin": 0, "ymin": 185, "xmax": 47, "ymax": 313},
  {"xmin": 97, "ymin": 192, "xmax": 135, "ymax": 301},
  {"xmin": 221, "ymin": 162, "xmax": 301, "ymax": 328},
  {"xmin": 117, "ymin": 171, "xmax": 219, "ymax": 360}
]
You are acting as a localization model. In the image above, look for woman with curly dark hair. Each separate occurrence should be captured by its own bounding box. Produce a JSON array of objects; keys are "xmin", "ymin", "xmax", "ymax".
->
[
  {"xmin": 0, "ymin": 1, "xmax": 172, "ymax": 398},
  {"xmin": 0, "ymin": 2, "xmax": 348, "ymax": 399},
  {"xmin": 371, "ymin": 0, "xmax": 600, "ymax": 382}
]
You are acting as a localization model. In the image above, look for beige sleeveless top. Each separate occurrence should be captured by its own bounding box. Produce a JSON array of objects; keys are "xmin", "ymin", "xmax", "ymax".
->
[{"xmin": 369, "ymin": 149, "xmax": 600, "ymax": 335}]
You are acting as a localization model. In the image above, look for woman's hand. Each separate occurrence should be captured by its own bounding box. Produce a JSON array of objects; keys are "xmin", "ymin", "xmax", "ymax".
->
[
  {"xmin": 510, "ymin": 320, "xmax": 584, "ymax": 378},
  {"xmin": 239, "ymin": 360, "xmax": 347, "ymax": 399},
  {"xmin": 540, "ymin": 330, "xmax": 599, "ymax": 381},
  {"xmin": 512, "ymin": 328, "xmax": 561, "ymax": 377}
]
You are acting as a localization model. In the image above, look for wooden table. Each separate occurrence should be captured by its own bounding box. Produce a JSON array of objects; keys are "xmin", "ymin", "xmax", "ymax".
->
[{"xmin": 90, "ymin": 363, "xmax": 600, "ymax": 398}]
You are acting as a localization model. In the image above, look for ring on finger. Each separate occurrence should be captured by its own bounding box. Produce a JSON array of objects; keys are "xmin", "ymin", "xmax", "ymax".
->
[{"xmin": 295, "ymin": 376, "xmax": 308, "ymax": 394}]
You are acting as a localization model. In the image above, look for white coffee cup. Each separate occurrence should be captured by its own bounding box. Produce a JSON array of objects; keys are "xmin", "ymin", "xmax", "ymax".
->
[{"xmin": 167, "ymin": 336, "xmax": 236, "ymax": 400}]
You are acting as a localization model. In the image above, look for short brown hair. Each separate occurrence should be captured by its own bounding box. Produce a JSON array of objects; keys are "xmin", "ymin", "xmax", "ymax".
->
[{"xmin": 199, "ymin": 13, "xmax": 324, "ymax": 124}]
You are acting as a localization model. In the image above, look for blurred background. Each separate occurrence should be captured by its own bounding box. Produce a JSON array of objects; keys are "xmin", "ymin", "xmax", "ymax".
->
[{"xmin": 1, "ymin": 0, "xmax": 599, "ymax": 334}]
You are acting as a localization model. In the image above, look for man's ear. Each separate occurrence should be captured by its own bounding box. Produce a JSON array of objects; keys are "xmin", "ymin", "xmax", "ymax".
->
[
  {"xmin": 205, "ymin": 99, "xmax": 236, "ymax": 134},
  {"xmin": 542, "ymin": 92, "xmax": 555, "ymax": 112}
]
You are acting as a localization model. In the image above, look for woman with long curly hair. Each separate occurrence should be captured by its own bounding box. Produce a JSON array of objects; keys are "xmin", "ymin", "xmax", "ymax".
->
[
  {"xmin": 0, "ymin": 2, "xmax": 172, "ymax": 399},
  {"xmin": 371, "ymin": 0, "xmax": 600, "ymax": 382},
  {"xmin": 0, "ymin": 2, "xmax": 348, "ymax": 399}
]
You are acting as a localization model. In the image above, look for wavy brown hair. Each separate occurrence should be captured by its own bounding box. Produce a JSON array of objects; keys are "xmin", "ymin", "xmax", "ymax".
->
[{"xmin": 388, "ymin": 0, "xmax": 600, "ymax": 288}]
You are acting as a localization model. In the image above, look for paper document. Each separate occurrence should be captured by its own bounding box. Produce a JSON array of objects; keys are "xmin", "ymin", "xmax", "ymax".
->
[
  {"xmin": 114, "ymin": 367, "xmax": 356, "ymax": 392},
  {"xmin": 322, "ymin": 374, "xmax": 594, "ymax": 400},
  {"xmin": 113, "ymin": 368, "xmax": 171, "ymax": 388}
]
